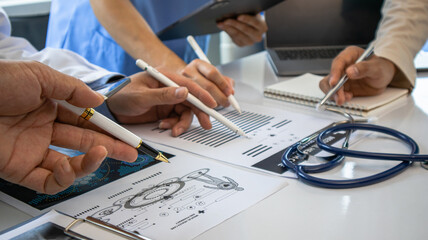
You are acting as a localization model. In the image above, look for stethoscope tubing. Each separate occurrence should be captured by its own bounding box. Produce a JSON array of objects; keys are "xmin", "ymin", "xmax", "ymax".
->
[
  {"xmin": 281, "ymin": 123, "xmax": 421, "ymax": 189},
  {"xmin": 317, "ymin": 123, "xmax": 427, "ymax": 161}
]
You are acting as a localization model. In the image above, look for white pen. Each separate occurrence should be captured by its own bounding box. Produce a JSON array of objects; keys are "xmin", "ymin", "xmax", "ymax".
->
[
  {"xmin": 136, "ymin": 59, "xmax": 248, "ymax": 138},
  {"xmin": 187, "ymin": 35, "xmax": 242, "ymax": 114},
  {"xmin": 53, "ymin": 99, "xmax": 169, "ymax": 163},
  {"xmin": 316, "ymin": 41, "xmax": 375, "ymax": 111}
]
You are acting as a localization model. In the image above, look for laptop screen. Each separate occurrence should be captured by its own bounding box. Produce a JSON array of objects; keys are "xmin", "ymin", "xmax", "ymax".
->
[{"xmin": 266, "ymin": 0, "xmax": 383, "ymax": 48}]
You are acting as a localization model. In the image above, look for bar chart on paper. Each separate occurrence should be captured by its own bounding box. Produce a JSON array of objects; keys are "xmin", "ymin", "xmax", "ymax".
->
[{"xmin": 127, "ymin": 103, "xmax": 333, "ymax": 177}]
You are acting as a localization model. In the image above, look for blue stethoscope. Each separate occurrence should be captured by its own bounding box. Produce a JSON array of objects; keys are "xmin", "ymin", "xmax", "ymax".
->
[{"xmin": 281, "ymin": 110, "xmax": 428, "ymax": 189}]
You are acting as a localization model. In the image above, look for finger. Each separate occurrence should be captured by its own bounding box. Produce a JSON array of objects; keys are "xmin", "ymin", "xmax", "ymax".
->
[
  {"xmin": 18, "ymin": 153, "xmax": 75, "ymax": 194},
  {"xmin": 319, "ymin": 76, "xmax": 331, "ymax": 94},
  {"xmin": 344, "ymin": 91, "xmax": 354, "ymax": 102},
  {"xmin": 219, "ymin": 24, "xmax": 253, "ymax": 47},
  {"xmin": 191, "ymin": 60, "xmax": 233, "ymax": 96},
  {"xmin": 159, "ymin": 117, "xmax": 180, "ymax": 130},
  {"xmin": 225, "ymin": 19, "xmax": 262, "ymax": 43},
  {"xmin": 225, "ymin": 76, "xmax": 235, "ymax": 88},
  {"xmin": 68, "ymin": 145, "xmax": 107, "ymax": 178},
  {"xmin": 137, "ymin": 86, "xmax": 189, "ymax": 106},
  {"xmin": 237, "ymin": 14, "xmax": 268, "ymax": 34},
  {"xmin": 194, "ymin": 76, "xmax": 230, "ymax": 107},
  {"xmin": 192, "ymin": 108, "xmax": 212, "ymax": 130},
  {"xmin": 28, "ymin": 61, "xmax": 105, "ymax": 107},
  {"xmin": 42, "ymin": 146, "xmax": 107, "ymax": 194},
  {"xmin": 170, "ymin": 105, "xmax": 194, "ymax": 137},
  {"xmin": 51, "ymin": 122, "xmax": 138, "ymax": 162},
  {"xmin": 347, "ymin": 60, "xmax": 380, "ymax": 81},
  {"xmin": 329, "ymin": 46, "xmax": 364, "ymax": 86},
  {"xmin": 162, "ymin": 69, "xmax": 218, "ymax": 108},
  {"xmin": 180, "ymin": 62, "xmax": 230, "ymax": 107},
  {"xmin": 334, "ymin": 85, "xmax": 347, "ymax": 106}
]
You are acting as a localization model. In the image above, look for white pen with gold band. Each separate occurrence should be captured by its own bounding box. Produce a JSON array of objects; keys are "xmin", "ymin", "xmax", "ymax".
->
[{"xmin": 53, "ymin": 99, "xmax": 169, "ymax": 163}]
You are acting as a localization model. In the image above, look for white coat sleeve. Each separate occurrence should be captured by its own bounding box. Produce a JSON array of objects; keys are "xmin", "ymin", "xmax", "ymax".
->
[
  {"xmin": 0, "ymin": 7, "xmax": 119, "ymax": 85},
  {"xmin": 374, "ymin": 0, "xmax": 428, "ymax": 90}
]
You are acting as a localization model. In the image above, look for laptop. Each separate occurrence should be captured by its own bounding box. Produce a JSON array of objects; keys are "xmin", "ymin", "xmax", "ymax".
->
[{"xmin": 265, "ymin": 0, "xmax": 383, "ymax": 76}]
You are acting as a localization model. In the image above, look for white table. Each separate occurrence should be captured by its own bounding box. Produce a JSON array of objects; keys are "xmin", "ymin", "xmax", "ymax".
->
[{"xmin": 1, "ymin": 52, "xmax": 428, "ymax": 239}]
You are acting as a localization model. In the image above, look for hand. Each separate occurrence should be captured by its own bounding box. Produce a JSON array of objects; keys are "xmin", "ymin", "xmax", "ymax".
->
[
  {"xmin": 319, "ymin": 46, "xmax": 397, "ymax": 105},
  {"xmin": 217, "ymin": 13, "xmax": 268, "ymax": 47},
  {"xmin": 0, "ymin": 60, "xmax": 138, "ymax": 194},
  {"xmin": 107, "ymin": 68, "xmax": 218, "ymax": 136},
  {"xmin": 180, "ymin": 59, "xmax": 235, "ymax": 107}
]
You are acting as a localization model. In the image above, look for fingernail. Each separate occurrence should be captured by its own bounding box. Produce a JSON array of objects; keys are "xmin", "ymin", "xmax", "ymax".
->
[
  {"xmin": 348, "ymin": 66, "xmax": 359, "ymax": 77},
  {"xmin": 159, "ymin": 121, "xmax": 171, "ymax": 129},
  {"xmin": 62, "ymin": 158, "xmax": 71, "ymax": 173},
  {"xmin": 217, "ymin": 23, "xmax": 224, "ymax": 29},
  {"xmin": 175, "ymin": 87, "xmax": 188, "ymax": 99},
  {"xmin": 96, "ymin": 92, "xmax": 106, "ymax": 100},
  {"xmin": 100, "ymin": 150, "xmax": 108, "ymax": 164},
  {"xmin": 96, "ymin": 158, "xmax": 104, "ymax": 167}
]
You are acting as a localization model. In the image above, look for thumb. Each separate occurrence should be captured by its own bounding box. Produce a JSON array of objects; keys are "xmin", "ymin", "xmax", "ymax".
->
[
  {"xmin": 35, "ymin": 62, "xmax": 105, "ymax": 108},
  {"xmin": 346, "ymin": 61, "xmax": 372, "ymax": 80},
  {"xmin": 147, "ymin": 86, "xmax": 188, "ymax": 106}
]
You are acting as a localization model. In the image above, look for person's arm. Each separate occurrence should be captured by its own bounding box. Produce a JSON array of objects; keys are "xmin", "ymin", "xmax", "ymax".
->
[
  {"xmin": 89, "ymin": 0, "xmax": 184, "ymax": 71},
  {"xmin": 89, "ymin": 0, "xmax": 234, "ymax": 107},
  {"xmin": 373, "ymin": 0, "xmax": 428, "ymax": 90},
  {"xmin": 319, "ymin": 0, "xmax": 428, "ymax": 105}
]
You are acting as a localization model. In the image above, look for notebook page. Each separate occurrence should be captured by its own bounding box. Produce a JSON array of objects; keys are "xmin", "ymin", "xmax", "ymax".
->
[{"xmin": 264, "ymin": 73, "xmax": 409, "ymax": 111}]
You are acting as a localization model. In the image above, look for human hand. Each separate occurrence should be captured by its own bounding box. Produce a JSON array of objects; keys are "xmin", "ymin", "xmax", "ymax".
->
[
  {"xmin": 0, "ymin": 60, "xmax": 137, "ymax": 194},
  {"xmin": 319, "ymin": 46, "xmax": 397, "ymax": 105},
  {"xmin": 107, "ymin": 68, "xmax": 218, "ymax": 136},
  {"xmin": 180, "ymin": 59, "xmax": 235, "ymax": 107},
  {"xmin": 217, "ymin": 13, "xmax": 268, "ymax": 47}
]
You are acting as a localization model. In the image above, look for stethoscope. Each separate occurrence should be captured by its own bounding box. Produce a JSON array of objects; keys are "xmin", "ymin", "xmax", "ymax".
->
[{"xmin": 281, "ymin": 108, "xmax": 428, "ymax": 189}]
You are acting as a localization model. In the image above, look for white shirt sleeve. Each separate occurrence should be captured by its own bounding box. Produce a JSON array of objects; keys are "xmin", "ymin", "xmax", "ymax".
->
[
  {"xmin": 374, "ymin": 0, "xmax": 428, "ymax": 90},
  {"xmin": 0, "ymin": 7, "xmax": 117, "ymax": 84}
]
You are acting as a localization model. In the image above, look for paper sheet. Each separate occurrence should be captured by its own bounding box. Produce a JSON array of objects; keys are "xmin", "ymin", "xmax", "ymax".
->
[
  {"xmin": 0, "ymin": 147, "xmax": 287, "ymax": 240},
  {"xmin": 126, "ymin": 102, "xmax": 334, "ymax": 177}
]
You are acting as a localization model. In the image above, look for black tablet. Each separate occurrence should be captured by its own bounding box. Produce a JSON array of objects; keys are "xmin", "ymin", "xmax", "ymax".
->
[{"xmin": 157, "ymin": 0, "xmax": 285, "ymax": 41}]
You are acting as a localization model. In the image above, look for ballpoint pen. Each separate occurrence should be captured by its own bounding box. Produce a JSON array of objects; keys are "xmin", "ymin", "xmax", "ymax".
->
[
  {"xmin": 53, "ymin": 99, "xmax": 169, "ymax": 163},
  {"xmin": 136, "ymin": 59, "xmax": 248, "ymax": 138},
  {"xmin": 316, "ymin": 41, "xmax": 375, "ymax": 111},
  {"xmin": 186, "ymin": 35, "xmax": 242, "ymax": 114}
]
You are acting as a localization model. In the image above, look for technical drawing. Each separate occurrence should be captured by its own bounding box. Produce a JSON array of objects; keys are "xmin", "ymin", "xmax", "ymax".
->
[{"xmin": 90, "ymin": 168, "xmax": 245, "ymax": 229}]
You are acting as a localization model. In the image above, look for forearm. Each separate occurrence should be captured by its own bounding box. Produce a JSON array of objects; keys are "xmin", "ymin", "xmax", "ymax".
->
[
  {"xmin": 89, "ymin": 0, "xmax": 186, "ymax": 72},
  {"xmin": 374, "ymin": 0, "xmax": 428, "ymax": 90}
]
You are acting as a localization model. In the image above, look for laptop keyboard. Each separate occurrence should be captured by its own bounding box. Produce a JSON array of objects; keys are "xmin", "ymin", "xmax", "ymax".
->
[{"xmin": 276, "ymin": 48, "xmax": 344, "ymax": 60}]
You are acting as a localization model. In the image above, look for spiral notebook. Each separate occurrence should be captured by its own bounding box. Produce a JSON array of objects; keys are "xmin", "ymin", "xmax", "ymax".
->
[{"xmin": 264, "ymin": 73, "xmax": 409, "ymax": 117}]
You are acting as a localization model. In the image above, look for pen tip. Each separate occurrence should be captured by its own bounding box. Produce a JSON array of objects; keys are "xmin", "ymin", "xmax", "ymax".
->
[
  {"xmin": 237, "ymin": 130, "xmax": 249, "ymax": 138},
  {"xmin": 315, "ymin": 103, "xmax": 326, "ymax": 112},
  {"xmin": 155, "ymin": 153, "xmax": 170, "ymax": 163}
]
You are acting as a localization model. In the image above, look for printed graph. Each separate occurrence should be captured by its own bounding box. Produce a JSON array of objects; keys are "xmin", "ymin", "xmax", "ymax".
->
[{"xmin": 168, "ymin": 110, "xmax": 290, "ymax": 148}]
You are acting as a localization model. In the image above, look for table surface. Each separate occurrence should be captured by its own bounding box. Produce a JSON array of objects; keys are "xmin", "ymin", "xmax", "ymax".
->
[{"xmin": 1, "ymin": 52, "xmax": 428, "ymax": 240}]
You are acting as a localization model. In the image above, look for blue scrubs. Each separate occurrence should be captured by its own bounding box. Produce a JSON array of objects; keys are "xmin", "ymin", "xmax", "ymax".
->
[{"xmin": 46, "ymin": 0, "xmax": 210, "ymax": 76}]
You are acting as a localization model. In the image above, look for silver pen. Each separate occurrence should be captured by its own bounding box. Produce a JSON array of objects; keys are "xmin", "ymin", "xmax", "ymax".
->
[
  {"xmin": 136, "ymin": 59, "xmax": 248, "ymax": 138},
  {"xmin": 316, "ymin": 41, "xmax": 375, "ymax": 111}
]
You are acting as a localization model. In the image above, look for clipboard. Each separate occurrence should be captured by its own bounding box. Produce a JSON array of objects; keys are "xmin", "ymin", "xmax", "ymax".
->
[
  {"xmin": 157, "ymin": 0, "xmax": 285, "ymax": 41},
  {"xmin": 0, "ymin": 209, "xmax": 152, "ymax": 240}
]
